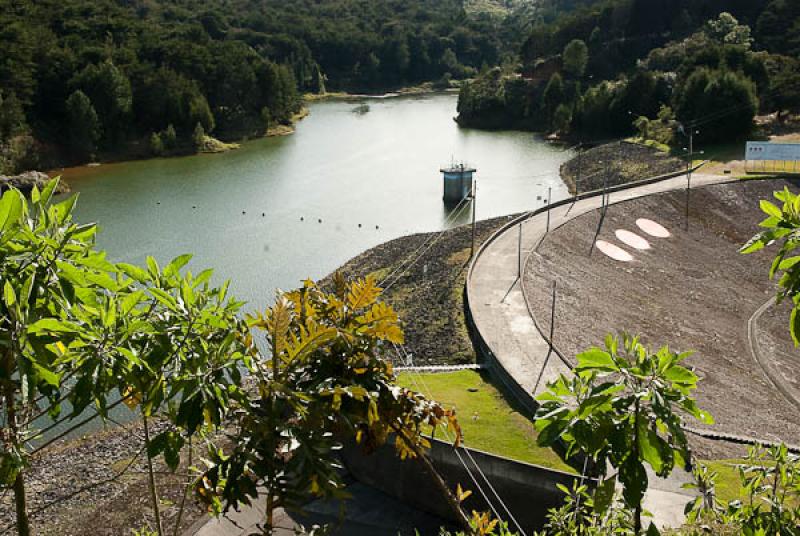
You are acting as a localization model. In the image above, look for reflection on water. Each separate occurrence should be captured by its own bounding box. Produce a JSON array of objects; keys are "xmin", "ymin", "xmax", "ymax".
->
[
  {"xmin": 64, "ymin": 93, "xmax": 571, "ymax": 312},
  {"xmin": 50, "ymin": 93, "xmax": 572, "ymax": 436}
]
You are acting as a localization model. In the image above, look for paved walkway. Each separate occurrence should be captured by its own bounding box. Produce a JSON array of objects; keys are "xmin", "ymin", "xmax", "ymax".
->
[{"xmin": 466, "ymin": 172, "xmax": 730, "ymax": 529}]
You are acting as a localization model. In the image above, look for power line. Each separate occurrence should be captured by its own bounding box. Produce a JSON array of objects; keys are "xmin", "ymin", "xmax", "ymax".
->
[
  {"xmin": 392, "ymin": 343, "xmax": 529, "ymax": 536},
  {"xmin": 381, "ymin": 198, "xmax": 472, "ymax": 292},
  {"xmin": 378, "ymin": 195, "xmax": 470, "ymax": 289}
]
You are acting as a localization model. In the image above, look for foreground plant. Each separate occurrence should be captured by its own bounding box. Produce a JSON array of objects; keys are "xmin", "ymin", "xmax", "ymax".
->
[
  {"xmin": 741, "ymin": 187, "xmax": 800, "ymax": 345},
  {"xmin": 683, "ymin": 444, "xmax": 800, "ymax": 535},
  {"xmin": 0, "ymin": 179, "xmax": 109, "ymax": 536},
  {"xmin": 108, "ymin": 256, "xmax": 249, "ymax": 536},
  {"xmin": 0, "ymin": 177, "xmax": 249, "ymax": 536},
  {"xmin": 196, "ymin": 276, "xmax": 467, "ymax": 535},
  {"xmin": 534, "ymin": 333, "xmax": 713, "ymax": 534}
]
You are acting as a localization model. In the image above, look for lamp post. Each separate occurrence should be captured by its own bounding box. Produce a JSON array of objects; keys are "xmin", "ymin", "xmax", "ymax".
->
[{"xmin": 679, "ymin": 124, "xmax": 701, "ymax": 231}]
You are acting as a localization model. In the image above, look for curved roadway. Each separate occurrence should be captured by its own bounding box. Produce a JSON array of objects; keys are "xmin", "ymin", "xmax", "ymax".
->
[
  {"xmin": 466, "ymin": 172, "xmax": 729, "ymax": 401},
  {"xmin": 747, "ymin": 297, "xmax": 800, "ymax": 412},
  {"xmin": 465, "ymin": 171, "xmax": 729, "ymax": 529}
]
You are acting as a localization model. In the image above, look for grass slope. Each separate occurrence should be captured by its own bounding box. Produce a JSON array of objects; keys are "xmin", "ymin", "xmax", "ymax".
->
[{"xmin": 398, "ymin": 370, "xmax": 574, "ymax": 472}]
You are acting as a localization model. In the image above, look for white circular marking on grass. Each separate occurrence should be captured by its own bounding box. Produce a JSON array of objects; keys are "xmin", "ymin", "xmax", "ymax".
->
[
  {"xmin": 595, "ymin": 240, "xmax": 634, "ymax": 262},
  {"xmin": 636, "ymin": 218, "xmax": 671, "ymax": 238},
  {"xmin": 615, "ymin": 229, "xmax": 651, "ymax": 250}
]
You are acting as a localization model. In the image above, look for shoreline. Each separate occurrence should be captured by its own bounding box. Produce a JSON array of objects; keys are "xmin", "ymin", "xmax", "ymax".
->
[
  {"xmin": 47, "ymin": 106, "xmax": 313, "ymax": 181},
  {"xmin": 303, "ymin": 82, "xmax": 461, "ymax": 103},
  {"xmin": 51, "ymin": 84, "xmax": 460, "ymax": 180}
]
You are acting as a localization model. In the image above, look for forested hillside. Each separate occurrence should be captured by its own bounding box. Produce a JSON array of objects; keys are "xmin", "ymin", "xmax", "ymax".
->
[
  {"xmin": 0, "ymin": 0, "xmax": 516, "ymax": 173},
  {"xmin": 457, "ymin": 0, "xmax": 800, "ymax": 144}
]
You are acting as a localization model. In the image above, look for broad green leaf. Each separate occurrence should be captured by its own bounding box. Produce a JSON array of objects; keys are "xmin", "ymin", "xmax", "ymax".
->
[
  {"xmin": 4, "ymin": 281, "xmax": 16, "ymax": 308},
  {"xmin": 576, "ymin": 348, "xmax": 618, "ymax": 372},
  {"xmin": 32, "ymin": 362, "xmax": 60, "ymax": 387},
  {"xmin": 117, "ymin": 263, "xmax": 149, "ymax": 283},
  {"xmin": 663, "ymin": 365, "xmax": 697, "ymax": 387},
  {"xmin": 76, "ymin": 252, "xmax": 117, "ymax": 273},
  {"xmin": 593, "ymin": 476, "xmax": 616, "ymax": 515},
  {"xmin": 0, "ymin": 189, "xmax": 24, "ymax": 232},
  {"xmin": 51, "ymin": 194, "xmax": 78, "ymax": 224},
  {"xmin": 29, "ymin": 318, "xmax": 80, "ymax": 334},
  {"xmin": 39, "ymin": 178, "xmax": 60, "ymax": 206},
  {"xmin": 638, "ymin": 419, "xmax": 665, "ymax": 473},
  {"xmin": 164, "ymin": 254, "xmax": 192, "ymax": 277},
  {"xmin": 760, "ymin": 200, "xmax": 782, "ymax": 219},
  {"xmin": 146, "ymin": 256, "xmax": 160, "ymax": 278}
]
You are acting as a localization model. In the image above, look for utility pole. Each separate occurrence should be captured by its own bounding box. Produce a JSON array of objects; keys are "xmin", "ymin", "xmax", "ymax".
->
[
  {"xmin": 470, "ymin": 178, "xmax": 477, "ymax": 259},
  {"xmin": 684, "ymin": 128, "xmax": 702, "ymax": 232},
  {"xmin": 518, "ymin": 223, "xmax": 523, "ymax": 279},
  {"xmin": 685, "ymin": 129, "xmax": 693, "ymax": 231},
  {"xmin": 545, "ymin": 187, "xmax": 552, "ymax": 233},
  {"xmin": 603, "ymin": 159, "xmax": 610, "ymax": 216}
]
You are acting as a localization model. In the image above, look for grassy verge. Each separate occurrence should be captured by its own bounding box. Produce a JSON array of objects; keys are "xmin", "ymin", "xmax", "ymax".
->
[
  {"xmin": 699, "ymin": 459, "xmax": 745, "ymax": 504},
  {"xmin": 397, "ymin": 370, "xmax": 574, "ymax": 472},
  {"xmin": 393, "ymin": 371, "xmax": 768, "ymax": 504},
  {"xmin": 626, "ymin": 137, "xmax": 672, "ymax": 153}
]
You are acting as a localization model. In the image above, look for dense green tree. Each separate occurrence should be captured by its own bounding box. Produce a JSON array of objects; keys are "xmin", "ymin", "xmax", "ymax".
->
[
  {"xmin": 705, "ymin": 12, "xmax": 753, "ymax": 49},
  {"xmin": 674, "ymin": 68, "xmax": 757, "ymax": 142},
  {"xmin": 192, "ymin": 122, "xmax": 205, "ymax": 150},
  {"xmin": 542, "ymin": 72, "xmax": 566, "ymax": 119},
  {"xmin": 0, "ymin": 0, "xmax": 510, "ymax": 166},
  {"xmin": 562, "ymin": 39, "xmax": 588, "ymax": 79},
  {"xmin": 767, "ymin": 56, "xmax": 800, "ymax": 120},
  {"xmin": 71, "ymin": 62, "xmax": 132, "ymax": 146},
  {"xmin": 553, "ymin": 103, "xmax": 572, "ymax": 134},
  {"xmin": 756, "ymin": 0, "xmax": 800, "ymax": 56},
  {"xmin": 65, "ymin": 90, "xmax": 100, "ymax": 159},
  {"xmin": 0, "ymin": 92, "xmax": 27, "ymax": 140}
]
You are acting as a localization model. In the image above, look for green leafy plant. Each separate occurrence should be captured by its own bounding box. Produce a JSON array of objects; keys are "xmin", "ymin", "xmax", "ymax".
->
[
  {"xmin": 0, "ymin": 179, "xmax": 106, "ymax": 536},
  {"xmin": 195, "ymin": 276, "xmax": 468, "ymax": 535},
  {"xmin": 682, "ymin": 445, "xmax": 800, "ymax": 535},
  {"xmin": 534, "ymin": 333, "xmax": 713, "ymax": 534},
  {"xmin": 107, "ymin": 255, "xmax": 249, "ymax": 536},
  {"xmin": 729, "ymin": 444, "xmax": 800, "ymax": 535},
  {"xmin": 0, "ymin": 178, "xmax": 248, "ymax": 536},
  {"xmin": 741, "ymin": 187, "xmax": 800, "ymax": 345},
  {"xmin": 682, "ymin": 463, "xmax": 724, "ymax": 525}
]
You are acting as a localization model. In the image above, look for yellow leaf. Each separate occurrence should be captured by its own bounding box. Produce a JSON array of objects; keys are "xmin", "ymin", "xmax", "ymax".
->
[
  {"xmin": 456, "ymin": 483, "xmax": 472, "ymax": 503},
  {"xmin": 346, "ymin": 276, "xmax": 382, "ymax": 311},
  {"xmin": 356, "ymin": 302, "xmax": 404, "ymax": 344},
  {"xmin": 55, "ymin": 341, "xmax": 66, "ymax": 354},
  {"xmin": 286, "ymin": 320, "xmax": 337, "ymax": 363},
  {"xmin": 265, "ymin": 297, "xmax": 293, "ymax": 357},
  {"xmin": 122, "ymin": 387, "xmax": 142, "ymax": 410}
]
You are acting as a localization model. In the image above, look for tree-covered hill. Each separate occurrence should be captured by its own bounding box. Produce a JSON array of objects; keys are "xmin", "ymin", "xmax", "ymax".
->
[
  {"xmin": 457, "ymin": 0, "xmax": 800, "ymax": 144},
  {"xmin": 0, "ymin": 0, "xmax": 517, "ymax": 173}
]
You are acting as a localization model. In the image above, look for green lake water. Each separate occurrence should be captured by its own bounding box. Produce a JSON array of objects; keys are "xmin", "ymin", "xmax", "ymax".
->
[
  {"xmin": 63, "ymin": 93, "xmax": 571, "ymax": 311},
  {"xmin": 47, "ymin": 92, "xmax": 572, "ymax": 437}
]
